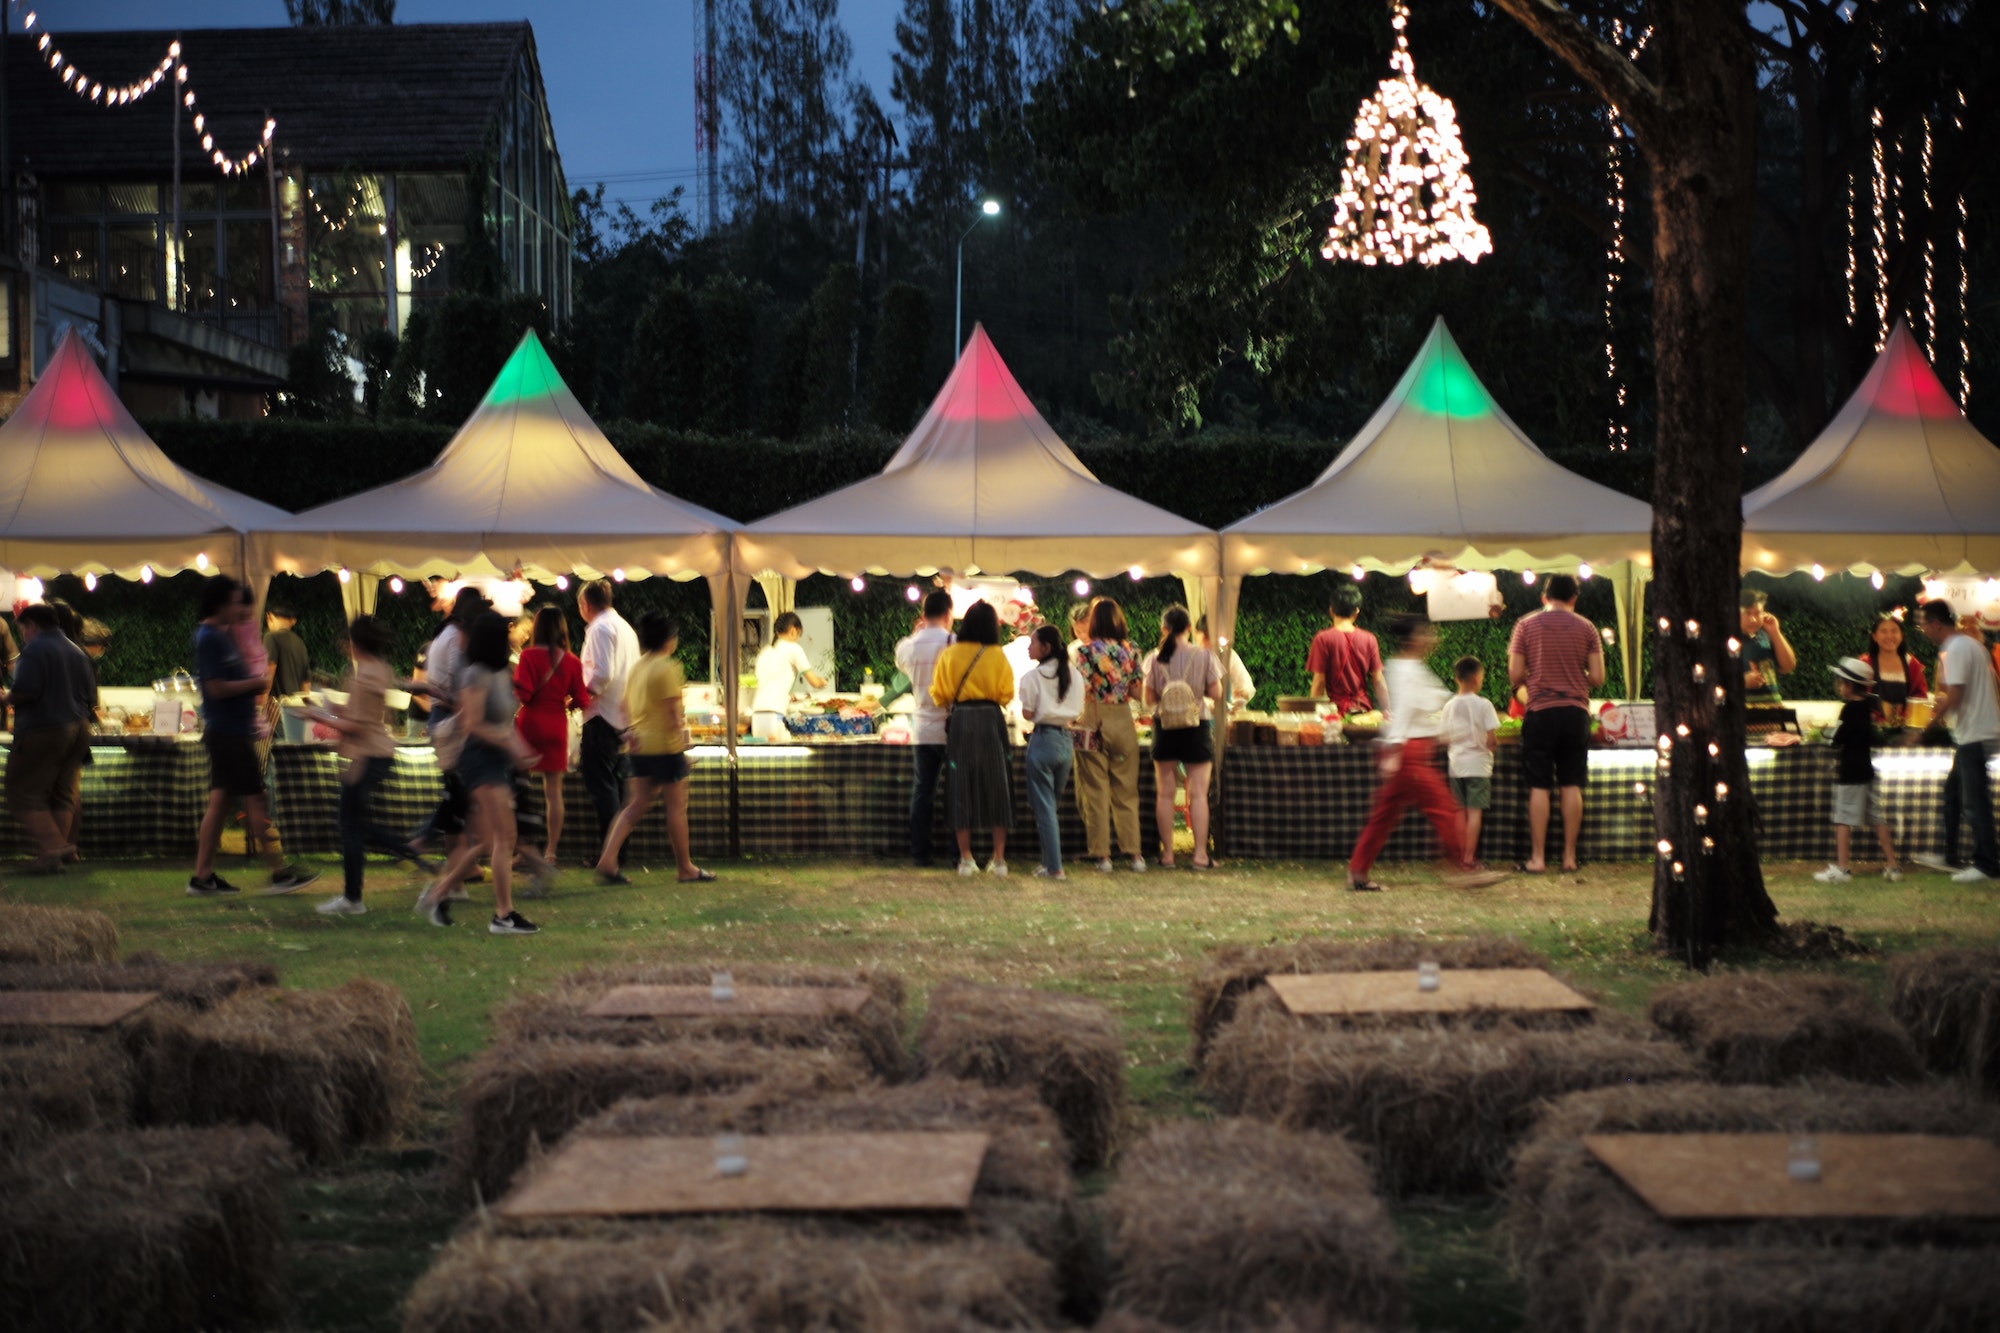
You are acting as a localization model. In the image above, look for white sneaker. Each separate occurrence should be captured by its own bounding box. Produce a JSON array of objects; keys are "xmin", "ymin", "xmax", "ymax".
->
[
  {"xmin": 987, "ymin": 860, "xmax": 1009, "ymax": 877},
  {"xmin": 1129, "ymin": 856, "xmax": 1148, "ymax": 872},
  {"xmin": 1813, "ymin": 865, "xmax": 1853, "ymax": 884},
  {"xmin": 414, "ymin": 881, "xmax": 439, "ymax": 914},
  {"xmin": 1033, "ymin": 865, "xmax": 1066, "ymax": 880},
  {"xmin": 316, "ymin": 895, "xmax": 366, "ymax": 915},
  {"xmin": 957, "ymin": 858, "xmax": 978, "ymax": 877},
  {"xmin": 1094, "ymin": 859, "xmax": 1114, "ymax": 873},
  {"xmin": 1950, "ymin": 865, "xmax": 1993, "ymax": 884},
  {"xmin": 1911, "ymin": 852, "xmax": 1958, "ymax": 874},
  {"xmin": 1882, "ymin": 866, "xmax": 1904, "ymax": 882}
]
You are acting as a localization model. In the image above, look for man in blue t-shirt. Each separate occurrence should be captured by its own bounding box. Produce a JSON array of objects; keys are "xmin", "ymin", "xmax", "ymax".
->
[{"xmin": 188, "ymin": 575, "xmax": 317, "ymax": 897}]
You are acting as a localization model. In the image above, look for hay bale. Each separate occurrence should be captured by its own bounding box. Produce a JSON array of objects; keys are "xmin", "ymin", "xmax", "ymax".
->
[
  {"xmin": 916, "ymin": 978, "xmax": 1125, "ymax": 1170},
  {"xmin": 142, "ymin": 978, "xmax": 420, "ymax": 1162},
  {"xmin": 1093, "ymin": 1310, "xmax": 1383, "ymax": 1333},
  {"xmin": 1647, "ymin": 972, "xmax": 1924, "ymax": 1086},
  {"xmin": 0, "ymin": 1124, "xmax": 293, "ymax": 1332},
  {"xmin": 452, "ymin": 1038, "xmax": 870, "ymax": 1203},
  {"xmin": 1889, "ymin": 948, "xmax": 2000, "ymax": 1091},
  {"xmin": 1102, "ymin": 1118, "xmax": 1406, "ymax": 1331},
  {"xmin": 0, "ymin": 1031, "xmax": 134, "ymax": 1156},
  {"xmin": 402, "ymin": 1223, "xmax": 1059, "ymax": 1333},
  {"xmin": 493, "ymin": 962, "xmax": 908, "ymax": 1080},
  {"xmin": 1204, "ymin": 987, "xmax": 1699, "ymax": 1194},
  {"xmin": 0, "ymin": 903, "xmax": 118, "ymax": 965},
  {"xmin": 1187, "ymin": 934, "xmax": 1548, "ymax": 1067},
  {"xmin": 1595, "ymin": 1244, "xmax": 2000, "ymax": 1333},
  {"xmin": 1509, "ymin": 1081, "xmax": 2000, "ymax": 1333},
  {"xmin": 0, "ymin": 954, "xmax": 280, "ymax": 1010}
]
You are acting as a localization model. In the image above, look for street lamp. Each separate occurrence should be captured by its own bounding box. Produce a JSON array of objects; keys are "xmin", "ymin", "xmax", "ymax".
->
[{"xmin": 955, "ymin": 198, "xmax": 1002, "ymax": 354}]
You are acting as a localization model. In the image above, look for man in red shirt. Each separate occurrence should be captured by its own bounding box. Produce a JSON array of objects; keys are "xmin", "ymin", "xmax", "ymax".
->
[
  {"xmin": 1307, "ymin": 581, "xmax": 1385, "ymax": 715},
  {"xmin": 1507, "ymin": 574, "xmax": 1605, "ymax": 874}
]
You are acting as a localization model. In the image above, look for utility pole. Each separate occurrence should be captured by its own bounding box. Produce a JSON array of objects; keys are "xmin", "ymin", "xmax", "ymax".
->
[{"xmin": 693, "ymin": 0, "xmax": 720, "ymax": 235}]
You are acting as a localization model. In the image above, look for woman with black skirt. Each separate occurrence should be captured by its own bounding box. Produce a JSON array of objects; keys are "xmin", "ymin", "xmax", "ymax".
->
[
  {"xmin": 1144, "ymin": 606, "xmax": 1222, "ymax": 868},
  {"xmin": 930, "ymin": 601, "xmax": 1015, "ymax": 876}
]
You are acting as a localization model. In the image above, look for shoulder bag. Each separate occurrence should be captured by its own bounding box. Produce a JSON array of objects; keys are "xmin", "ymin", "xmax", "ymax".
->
[{"xmin": 941, "ymin": 645, "xmax": 989, "ymax": 740}]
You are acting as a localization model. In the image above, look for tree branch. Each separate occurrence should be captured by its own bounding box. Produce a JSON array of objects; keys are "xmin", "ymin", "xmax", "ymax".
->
[{"xmin": 1488, "ymin": 0, "xmax": 1664, "ymax": 141}]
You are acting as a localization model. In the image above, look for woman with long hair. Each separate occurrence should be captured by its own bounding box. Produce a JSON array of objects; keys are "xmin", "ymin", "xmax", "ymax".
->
[
  {"xmin": 1018, "ymin": 623, "xmax": 1084, "ymax": 878},
  {"xmin": 1074, "ymin": 597, "xmax": 1145, "ymax": 872},
  {"xmin": 514, "ymin": 604, "xmax": 589, "ymax": 864},
  {"xmin": 417, "ymin": 611, "xmax": 539, "ymax": 935},
  {"xmin": 1144, "ymin": 605, "xmax": 1222, "ymax": 868},
  {"xmin": 931, "ymin": 600, "xmax": 1014, "ymax": 874},
  {"xmin": 1861, "ymin": 612, "xmax": 1927, "ymax": 723}
]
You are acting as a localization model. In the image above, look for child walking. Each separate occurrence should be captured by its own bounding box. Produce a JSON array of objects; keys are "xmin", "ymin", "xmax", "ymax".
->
[
  {"xmin": 1815, "ymin": 656, "xmax": 1903, "ymax": 883},
  {"xmin": 1439, "ymin": 656, "xmax": 1500, "ymax": 870}
]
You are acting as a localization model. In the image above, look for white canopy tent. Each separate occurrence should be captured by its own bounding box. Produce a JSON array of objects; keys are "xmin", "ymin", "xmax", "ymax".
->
[
  {"xmin": 253, "ymin": 329, "xmax": 740, "ymax": 722},
  {"xmin": 0, "ymin": 327, "xmax": 289, "ymax": 581},
  {"xmin": 734, "ymin": 322, "xmax": 1222, "ymax": 633},
  {"xmin": 1220, "ymin": 317, "xmax": 1656, "ymax": 692},
  {"xmin": 1743, "ymin": 321, "xmax": 2000, "ymax": 578}
]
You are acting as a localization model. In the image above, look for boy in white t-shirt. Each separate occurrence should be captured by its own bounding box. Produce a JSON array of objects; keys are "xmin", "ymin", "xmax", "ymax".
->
[{"xmin": 1439, "ymin": 656, "xmax": 1500, "ymax": 871}]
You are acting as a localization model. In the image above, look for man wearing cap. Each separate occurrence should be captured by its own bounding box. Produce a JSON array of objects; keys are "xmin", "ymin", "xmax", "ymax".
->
[{"xmin": 1916, "ymin": 600, "xmax": 2000, "ymax": 883}]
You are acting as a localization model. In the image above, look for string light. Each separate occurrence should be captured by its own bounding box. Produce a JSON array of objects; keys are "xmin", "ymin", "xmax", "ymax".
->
[
  {"xmin": 554, "ymin": 575, "xmax": 569, "ymax": 591},
  {"xmin": 83, "ymin": 573, "xmax": 96, "ymax": 592},
  {"xmin": 139, "ymin": 565, "xmax": 154, "ymax": 584},
  {"xmin": 1321, "ymin": 0, "xmax": 1491, "ymax": 267},
  {"xmin": 1870, "ymin": 571, "xmax": 1885, "ymax": 590},
  {"xmin": 388, "ymin": 576, "xmax": 405, "ymax": 594},
  {"xmin": 849, "ymin": 577, "xmax": 866, "ymax": 593},
  {"xmin": 1600, "ymin": 21, "xmax": 1649, "ymax": 452}
]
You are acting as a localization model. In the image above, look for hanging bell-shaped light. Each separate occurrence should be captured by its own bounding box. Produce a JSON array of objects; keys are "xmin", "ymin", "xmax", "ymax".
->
[{"xmin": 1322, "ymin": 1, "xmax": 1492, "ymax": 267}]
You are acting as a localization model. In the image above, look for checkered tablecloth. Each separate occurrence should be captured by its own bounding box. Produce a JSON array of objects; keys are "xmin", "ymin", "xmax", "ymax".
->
[
  {"xmin": 0, "ymin": 738, "xmax": 209, "ymax": 858},
  {"xmin": 1218, "ymin": 741, "xmax": 1993, "ymax": 864}
]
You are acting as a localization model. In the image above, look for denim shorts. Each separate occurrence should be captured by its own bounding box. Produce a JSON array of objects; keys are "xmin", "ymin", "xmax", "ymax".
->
[
  {"xmin": 457, "ymin": 738, "xmax": 516, "ymax": 792},
  {"xmin": 631, "ymin": 751, "xmax": 691, "ymax": 784}
]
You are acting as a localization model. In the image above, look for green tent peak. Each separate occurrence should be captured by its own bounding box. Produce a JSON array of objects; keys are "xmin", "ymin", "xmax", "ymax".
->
[
  {"xmin": 479, "ymin": 328, "xmax": 564, "ymax": 410},
  {"xmin": 1406, "ymin": 319, "xmax": 1496, "ymax": 420}
]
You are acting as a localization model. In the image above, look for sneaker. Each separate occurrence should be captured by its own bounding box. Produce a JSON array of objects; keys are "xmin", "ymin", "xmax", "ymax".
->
[
  {"xmin": 186, "ymin": 874, "xmax": 241, "ymax": 898},
  {"xmin": 1032, "ymin": 865, "xmax": 1066, "ymax": 880},
  {"xmin": 1813, "ymin": 864, "xmax": 1853, "ymax": 884},
  {"xmin": 988, "ymin": 860, "xmax": 1009, "ymax": 877},
  {"xmin": 1093, "ymin": 859, "xmax": 1114, "ymax": 873},
  {"xmin": 1129, "ymin": 856, "xmax": 1148, "ymax": 873},
  {"xmin": 957, "ymin": 858, "xmax": 978, "ymax": 877},
  {"xmin": 426, "ymin": 898, "xmax": 453, "ymax": 928},
  {"xmin": 1950, "ymin": 865, "xmax": 1993, "ymax": 884},
  {"xmin": 1911, "ymin": 852, "xmax": 1961, "ymax": 873},
  {"xmin": 267, "ymin": 864, "xmax": 321, "ymax": 894},
  {"xmin": 1882, "ymin": 866, "xmax": 1904, "ymax": 882},
  {"xmin": 414, "ymin": 881, "xmax": 438, "ymax": 914},
  {"xmin": 443, "ymin": 884, "xmax": 471, "ymax": 902},
  {"xmin": 316, "ymin": 895, "xmax": 366, "ymax": 916},
  {"xmin": 489, "ymin": 910, "xmax": 540, "ymax": 936}
]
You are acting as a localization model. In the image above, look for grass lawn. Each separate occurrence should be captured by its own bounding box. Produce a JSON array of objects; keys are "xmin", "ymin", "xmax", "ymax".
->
[{"xmin": 6, "ymin": 853, "xmax": 1995, "ymax": 1332}]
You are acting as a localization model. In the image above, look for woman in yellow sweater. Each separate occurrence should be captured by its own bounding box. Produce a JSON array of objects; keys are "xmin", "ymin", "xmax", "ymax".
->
[{"xmin": 930, "ymin": 600, "xmax": 1015, "ymax": 875}]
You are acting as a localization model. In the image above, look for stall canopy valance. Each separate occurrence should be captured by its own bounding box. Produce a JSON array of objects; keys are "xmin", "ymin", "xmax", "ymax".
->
[
  {"xmin": 1222, "ymin": 317, "xmax": 1653, "ymax": 576},
  {"xmin": 0, "ymin": 327, "xmax": 288, "ymax": 579},
  {"xmin": 734, "ymin": 324, "xmax": 1218, "ymax": 582},
  {"xmin": 259, "ymin": 329, "xmax": 734, "ymax": 586},
  {"xmin": 1742, "ymin": 321, "xmax": 2000, "ymax": 577}
]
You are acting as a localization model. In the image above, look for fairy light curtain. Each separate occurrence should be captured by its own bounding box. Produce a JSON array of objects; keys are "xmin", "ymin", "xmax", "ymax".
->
[{"xmin": 1321, "ymin": 0, "xmax": 1491, "ymax": 267}]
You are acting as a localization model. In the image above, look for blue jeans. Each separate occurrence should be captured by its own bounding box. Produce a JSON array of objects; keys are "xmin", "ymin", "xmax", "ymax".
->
[
  {"xmin": 1944, "ymin": 740, "xmax": 2000, "ymax": 876},
  {"xmin": 1025, "ymin": 727, "xmax": 1074, "ymax": 875},
  {"xmin": 340, "ymin": 755, "xmax": 409, "ymax": 901},
  {"xmin": 909, "ymin": 744, "xmax": 947, "ymax": 863}
]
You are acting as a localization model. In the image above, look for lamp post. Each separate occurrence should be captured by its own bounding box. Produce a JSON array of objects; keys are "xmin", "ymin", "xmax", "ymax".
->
[{"xmin": 954, "ymin": 198, "xmax": 1001, "ymax": 354}]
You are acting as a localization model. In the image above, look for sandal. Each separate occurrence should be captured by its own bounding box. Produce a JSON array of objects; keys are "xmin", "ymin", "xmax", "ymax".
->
[
  {"xmin": 596, "ymin": 869, "xmax": 631, "ymax": 886},
  {"xmin": 1512, "ymin": 862, "xmax": 1547, "ymax": 875},
  {"xmin": 1347, "ymin": 878, "xmax": 1386, "ymax": 893},
  {"xmin": 1191, "ymin": 859, "xmax": 1214, "ymax": 871},
  {"xmin": 678, "ymin": 869, "xmax": 718, "ymax": 883}
]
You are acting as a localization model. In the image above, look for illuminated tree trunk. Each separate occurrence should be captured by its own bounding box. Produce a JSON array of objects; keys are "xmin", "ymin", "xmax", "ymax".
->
[{"xmin": 1492, "ymin": 0, "xmax": 1780, "ymax": 962}]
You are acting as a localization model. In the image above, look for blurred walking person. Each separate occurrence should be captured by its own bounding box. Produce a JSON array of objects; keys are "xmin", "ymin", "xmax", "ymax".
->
[
  {"xmin": 594, "ymin": 614, "xmax": 713, "ymax": 884},
  {"xmin": 318, "ymin": 615, "xmax": 432, "ymax": 915}
]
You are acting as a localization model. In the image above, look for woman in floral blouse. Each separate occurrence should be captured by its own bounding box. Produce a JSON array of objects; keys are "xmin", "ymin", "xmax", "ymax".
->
[{"xmin": 1072, "ymin": 597, "xmax": 1146, "ymax": 871}]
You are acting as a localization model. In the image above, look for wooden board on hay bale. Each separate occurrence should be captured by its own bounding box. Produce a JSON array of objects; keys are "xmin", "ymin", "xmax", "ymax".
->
[
  {"xmin": 451, "ymin": 1037, "xmax": 871, "ymax": 1204},
  {"xmin": 1102, "ymin": 1118, "xmax": 1406, "ymax": 1331},
  {"xmin": 491, "ymin": 963, "xmax": 907, "ymax": 1080},
  {"xmin": 141, "ymin": 978, "xmax": 420, "ymax": 1163},
  {"xmin": 1647, "ymin": 972, "xmax": 1924, "ymax": 1086},
  {"xmin": 0, "ymin": 954, "xmax": 280, "ymax": 1011},
  {"xmin": 401, "ymin": 1222, "xmax": 1061, "ymax": 1333},
  {"xmin": 1203, "ymin": 987, "xmax": 1699, "ymax": 1195},
  {"xmin": 1187, "ymin": 934, "xmax": 1548, "ymax": 1068},
  {"xmin": 916, "ymin": 977, "xmax": 1126, "ymax": 1170},
  {"xmin": 1093, "ymin": 1313, "xmax": 1385, "ymax": 1333},
  {"xmin": 1508, "ymin": 1080, "xmax": 2000, "ymax": 1333},
  {"xmin": 1890, "ymin": 947, "xmax": 2000, "ymax": 1092},
  {"xmin": 0, "ymin": 1124, "xmax": 293, "ymax": 1333},
  {"xmin": 0, "ymin": 903, "xmax": 118, "ymax": 965},
  {"xmin": 0, "ymin": 1029, "xmax": 135, "ymax": 1156}
]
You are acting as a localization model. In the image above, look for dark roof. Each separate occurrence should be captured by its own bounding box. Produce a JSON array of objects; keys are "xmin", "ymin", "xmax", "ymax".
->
[{"xmin": 7, "ymin": 23, "xmax": 536, "ymax": 176}]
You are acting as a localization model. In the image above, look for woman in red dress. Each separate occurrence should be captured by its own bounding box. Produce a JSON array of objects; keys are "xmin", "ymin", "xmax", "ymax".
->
[{"xmin": 513, "ymin": 606, "xmax": 589, "ymax": 865}]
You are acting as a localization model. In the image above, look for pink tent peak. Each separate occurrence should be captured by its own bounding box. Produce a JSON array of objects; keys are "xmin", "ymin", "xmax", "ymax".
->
[
  {"xmin": 1865, "ymin": 320, "xmax": 1964, "ymax": 421},
  {"xmin": 886, "ymin": 323, "xmax": 1093, "ymax": 474},
  {"xmin": 30, "ymin": 327, "xmax": 147, "ymax": 435}
]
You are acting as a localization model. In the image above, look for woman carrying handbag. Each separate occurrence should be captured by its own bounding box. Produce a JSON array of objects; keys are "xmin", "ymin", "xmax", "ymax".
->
[{"xmin": 930, "ymin": 601, "xmax": 1015, "ymax": 876}]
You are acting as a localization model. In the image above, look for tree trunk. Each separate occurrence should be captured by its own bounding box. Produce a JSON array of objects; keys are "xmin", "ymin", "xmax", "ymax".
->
[{"xmin": 1492, "ymin": 0, "xmax": 1781, "ymax": 963}]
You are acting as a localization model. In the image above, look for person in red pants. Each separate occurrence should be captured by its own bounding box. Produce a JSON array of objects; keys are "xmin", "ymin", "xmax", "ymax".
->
[{"xmin": 1347, "ymin": 615, "xmax": 1509, "ymax": 892}]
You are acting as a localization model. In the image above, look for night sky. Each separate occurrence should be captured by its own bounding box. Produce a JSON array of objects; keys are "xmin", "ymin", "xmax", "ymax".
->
[{"xmin": 35, "ymin": 1, "xmax": 904, "ymax": 212}]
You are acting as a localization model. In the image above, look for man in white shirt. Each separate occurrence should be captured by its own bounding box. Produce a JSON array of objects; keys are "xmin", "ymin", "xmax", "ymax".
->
[
  {"xmin": 1919, "ymin": 600, "xmax": 2000, "ymax": 882},
  {"xmin": 407, "ymin": 585, "xmax": 488, "ymax": 862},
  {"xmin": 894, "ymin": 590, "xmax": 954, "ymax": 865},
  {"xmin": 578, "ymin": 578, "xmax": 640, "ymax": 868},
  {"xmin": 750, "ymin": 612, "xmax": 828, "ymax": 742},
  {"xmin": 1194, "ymin": 616, "xmax": 1255, "ymax": 715}
]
